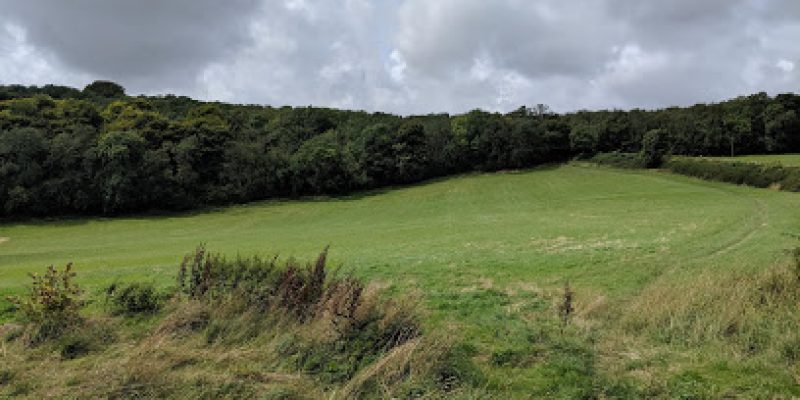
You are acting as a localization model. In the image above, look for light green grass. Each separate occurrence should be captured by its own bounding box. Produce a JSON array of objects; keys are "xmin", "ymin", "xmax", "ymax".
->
[
  {"xmin": 3, "ymin": 163, "xmax": 800, "ymax": 396},
  {"xmin": 2, "ymin": 164, "xmax": 797, "ymax": 298},
  {"xmin": 701, "ymin": 153, "xmax": 800, "ymax": 166}
]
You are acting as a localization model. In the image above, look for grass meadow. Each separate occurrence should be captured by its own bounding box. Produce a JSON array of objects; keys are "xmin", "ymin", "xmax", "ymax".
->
[{"xmin": 3, "ymin": 163, "xmax": 800, "ymax": 397}]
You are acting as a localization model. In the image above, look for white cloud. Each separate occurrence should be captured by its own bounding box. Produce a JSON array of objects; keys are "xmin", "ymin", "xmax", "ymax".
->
[
  {"xmin": 388, "ymin": 50, "xmax": 406, "ymax": 83},
  {"xmin": 0, "ymin": 22, "xmax": 90, "ymax": 87},
  {"xmin": 777, "ymin": 59, "xmax": 795, "ymax": 73}
]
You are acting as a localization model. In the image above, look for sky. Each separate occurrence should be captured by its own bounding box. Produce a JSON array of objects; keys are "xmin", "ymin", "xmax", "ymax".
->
[{"xmin": 0, "ymin": 0, "xmax": 798, "ymax": 115}]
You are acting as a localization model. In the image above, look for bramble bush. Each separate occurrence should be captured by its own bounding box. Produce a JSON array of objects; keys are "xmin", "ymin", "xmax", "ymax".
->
[
  {"xmin": 105, "ymin": 282, "xmax": 165, "ymax": 315},
  {"xmin": 7, "ymin": 263, "xmax": 85, "ymax": 344}
]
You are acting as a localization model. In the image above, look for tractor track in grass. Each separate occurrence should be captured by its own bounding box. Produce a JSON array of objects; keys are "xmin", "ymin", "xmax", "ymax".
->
[
  {"xmin": 596, "ymin": 166, "xmax": 771, "ymax": 264},
  {"xmin": 699, "ymin": 197, "xmax": 768, "ymax": 260}
]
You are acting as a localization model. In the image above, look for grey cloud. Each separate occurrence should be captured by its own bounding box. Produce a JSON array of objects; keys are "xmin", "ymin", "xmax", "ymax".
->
[
  {"xmin": 396, "ymin": 0, "xmax": 623, "ymax": 80},
  {"xmin": 200, "ymin": 0, "xmax": 403, "ymax": 110},
  {"xmin": 0, "ymin": 0, "xmax": 797, "ymax": 114},
  {"xmin": 0, "ymin": 0, "xmax": 260, "ymax": 91}
]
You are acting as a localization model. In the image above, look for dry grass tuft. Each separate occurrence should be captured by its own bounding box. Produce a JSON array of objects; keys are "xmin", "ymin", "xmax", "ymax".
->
[{"xmin": 622, "ymin": 261, "xmax": 800, "ymax": 355}]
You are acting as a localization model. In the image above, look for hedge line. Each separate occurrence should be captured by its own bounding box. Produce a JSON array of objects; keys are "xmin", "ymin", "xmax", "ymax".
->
[
  {"xmin": 663, "ymin": 158, "xmax": 800, "ymax": 191},
  {"xmin": 588, "ymin": 152, "xmax": 647, "ymax": 169}
]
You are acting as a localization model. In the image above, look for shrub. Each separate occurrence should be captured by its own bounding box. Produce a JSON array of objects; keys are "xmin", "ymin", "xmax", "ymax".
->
[
  {"xmin": 640, "ymin": 129, "xmax": 666, "ymax": 168},
  {"xmin": 105, "ymin": 282, "xmax": 164, "ymax": 315},
  {"xmin": 83, "ymin": 80, "xmax": 125, "ymax": 98},
  {"xmin": 588, "ymin": 152, "xmax": 646, "ymax": 169},
  {"xmin": 6, "ymin": 263, "xmax": 85, "ymax": 344},
  {"xmin": 663, "ymin": 158, "xmax": 800, "ymax": 192},
  {"xmin": 177, "ymin": 245, "xmax": 351, "ymax": 322},
  {"xmin": 174, "ymin": 245, "xmax": 425, "ymax": 387}
]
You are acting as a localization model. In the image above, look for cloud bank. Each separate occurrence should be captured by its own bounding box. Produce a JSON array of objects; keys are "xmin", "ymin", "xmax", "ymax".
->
[{"xmin": 0, "ymin": 0, "xmax": 797, "ymax": 114}]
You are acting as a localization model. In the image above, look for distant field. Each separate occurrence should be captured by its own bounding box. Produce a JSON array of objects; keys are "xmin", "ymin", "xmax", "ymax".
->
[
  {"xmin": 699, "ymin": 153, "xmax": 800, "ymax": 166},
  {"xmin": 3, "ymin": 163, "xmax": 800, "ymax": 395}
]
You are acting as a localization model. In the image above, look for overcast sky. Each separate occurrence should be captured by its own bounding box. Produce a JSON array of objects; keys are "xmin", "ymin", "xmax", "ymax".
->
[{"xmin": 0, "ymin": 0, "xmax": 798, "ymax": 114}]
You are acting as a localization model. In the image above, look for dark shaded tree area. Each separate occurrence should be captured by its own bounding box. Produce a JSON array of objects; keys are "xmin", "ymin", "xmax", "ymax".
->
[
  {"xmin": 564, "ymin": 92, "xmax": 800, "ymax": 158},
  {"xmin": 1, "ymin": 82, "xmax": 799, "ymax": 217},
  {"xmin": 0, "ymin": 84, "xmax": 571, "ymax": 217}
]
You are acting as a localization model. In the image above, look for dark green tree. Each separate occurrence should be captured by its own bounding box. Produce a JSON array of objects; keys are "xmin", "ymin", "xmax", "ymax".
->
[{"xmin": 83, "ymin": 80, "xmax": 125, "ymax": 98}]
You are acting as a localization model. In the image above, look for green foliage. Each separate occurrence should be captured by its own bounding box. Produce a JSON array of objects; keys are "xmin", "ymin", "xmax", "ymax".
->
[
  {"xmin": 6, "ymin": 263, "xmax": 85, "ymax": 344},
  {"xmin": 0, "ymin": 86, "xmax": 563, "ymax": 217},
  {"xmin": 83, "ymin": 80, "xmax": 125, "ymax": 98},
  {"xmin": 664, "ymin": 157, "xmax": 800, "ymax": 191},
  {"xmin": 2, "ymin": 83, "xmax": 799, "ymax": 218},
  {"xmin": 640, "ymin": 128, "xmax": 666, "ymax": 168},
  {"xmin": 291, "ymin": 130, "xmax": 360, "ymax": 195},
  {"xmin": 589, "ymin": 152, "xmax": 646, "ymax": 168},
  {"xmin": 105, "ymin": 282, "xmax": 164, "ymax": 315}
]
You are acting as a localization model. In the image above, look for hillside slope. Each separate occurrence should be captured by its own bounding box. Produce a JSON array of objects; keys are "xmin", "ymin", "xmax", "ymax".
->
[{"xmin": 2, "ymin": 164, "xmax": 800, "ymax": 397}]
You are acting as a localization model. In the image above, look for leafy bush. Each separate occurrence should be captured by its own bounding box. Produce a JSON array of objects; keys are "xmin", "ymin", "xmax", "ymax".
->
[
  {"xmin": 83, "ymin": 80, "xmax": 125, "ymax": 98},
  {"xmin": 6, "ymin": 263, "xmax": 85, "ymax": 344},
  {"xmin": 664, "ymin": 158, "xmax": 800, "ymax": 192},
  {"xmin": 589, "ymin": 152, "xmax": 646, "ymax": 169},
  {"xmin": 105, "ymin": 282, "xmax": 164, "ymax": 315},
  {"xmin": 640, "ymin": 128, "xmax": 666, "ymax": 168}
]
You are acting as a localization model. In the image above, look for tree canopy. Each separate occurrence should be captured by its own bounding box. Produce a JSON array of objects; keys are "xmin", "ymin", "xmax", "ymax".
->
[{"xmin": 1, "ymin": 82, "xmax": 798, "ymax": 217}]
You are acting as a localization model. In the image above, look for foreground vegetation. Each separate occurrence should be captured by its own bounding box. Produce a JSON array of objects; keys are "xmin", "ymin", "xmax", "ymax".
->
[
  {"xmin": 3, "ymin": 165, "xmax": 800, "ymax": 397},
  {"xmin": 2, "ymin": 248, "xmax": 486, "ymax": 398},
  {"xmin": 6, "ymin": 245, "xmax": 797, "ymax": 398}
]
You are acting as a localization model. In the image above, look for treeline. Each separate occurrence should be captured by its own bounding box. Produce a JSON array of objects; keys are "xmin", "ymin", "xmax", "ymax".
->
[
  {"xmin": 0, "ymin": 82, "xmax": 571, "ymax": 216},
  {"xmin": 1, "ymin": 81, "xmax": 799, "ymax": 217},
  {"xmin": 568, "ymin": 92, "xmax": 800, "ymax": 157}
]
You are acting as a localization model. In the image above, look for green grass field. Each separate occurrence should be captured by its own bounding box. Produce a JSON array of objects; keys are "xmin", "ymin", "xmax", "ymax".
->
[
  {"xmin": 2, "ymin": 164, "xmax": 797, "ymax": 298},
  {"xmin": 702, "ymin": 153, "xmax": 800, "ymax": 166},
  {"xmin": 3, "ymin": 163, "xmax": 800, "ymax": 396}
]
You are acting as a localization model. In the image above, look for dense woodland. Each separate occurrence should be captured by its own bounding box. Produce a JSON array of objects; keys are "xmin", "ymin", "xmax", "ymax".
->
[{"xmin": 1, "ymin": 81, "xmax": 799, "ymax": 217}]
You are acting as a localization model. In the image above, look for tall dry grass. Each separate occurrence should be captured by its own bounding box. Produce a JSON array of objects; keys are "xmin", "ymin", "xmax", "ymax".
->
[
  {"xmin": 1, "ymin": 246, "xmax": 486, "ymax": 399},
  {"xmin": 622, "ymin": 258, "xmax": 800, "ymax": 358}
]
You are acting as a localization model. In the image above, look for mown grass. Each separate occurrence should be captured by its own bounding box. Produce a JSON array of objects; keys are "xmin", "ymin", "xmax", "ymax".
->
[{"xmin": 3, "ymin": 163, "xmax": 800, "ymax": 397}]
